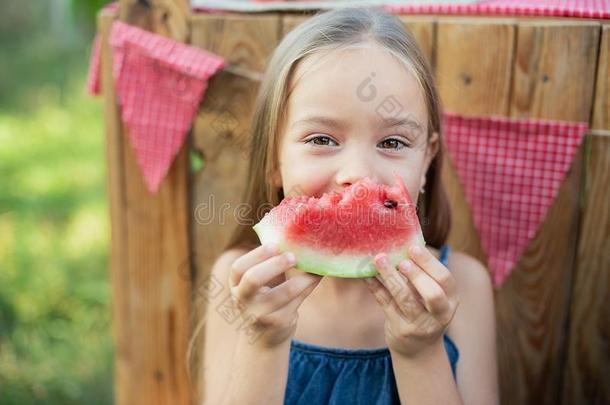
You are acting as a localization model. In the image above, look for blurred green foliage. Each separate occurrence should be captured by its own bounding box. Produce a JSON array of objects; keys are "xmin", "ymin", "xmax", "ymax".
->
[
  {"xmin": 0, "ymin": 1, "xmax": 109, "ymax": 112},
  {"xmin": 0, "ymin": 1, "xmax": 113, "ymax": 404},
  {"xmin": 69, "ymin": 0, "xmax": 111, "ymax": 29}
]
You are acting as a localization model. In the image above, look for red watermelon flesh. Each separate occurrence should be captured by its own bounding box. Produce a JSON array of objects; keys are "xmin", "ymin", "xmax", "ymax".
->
[{"xmin": 253, "ymin": 172, "xmax": 426, "ymax": 278}]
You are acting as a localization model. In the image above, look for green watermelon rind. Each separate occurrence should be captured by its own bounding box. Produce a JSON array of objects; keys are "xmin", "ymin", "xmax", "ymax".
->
[{"xmin": 253, "ymin": 221, "xmax": 426, "ymax": 278}]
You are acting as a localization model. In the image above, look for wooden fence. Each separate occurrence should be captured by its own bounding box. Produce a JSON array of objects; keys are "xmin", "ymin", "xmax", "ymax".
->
[{"xmin": 99, "ymin": 1, "xmax": 610, "ymax": 404}]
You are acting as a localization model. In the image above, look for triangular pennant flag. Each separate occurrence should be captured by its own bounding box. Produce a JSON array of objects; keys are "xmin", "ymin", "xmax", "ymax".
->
[
  {"xmin": 443, "ymin": 112, "xmax": 587, "ymax": 287},
  {"xmin": 86, "ymin": 34, "xmax": 102, "ymax": 96},
  {"xmin": 108, "ymin": 21, "xmax": 226, "ymax": 192}
]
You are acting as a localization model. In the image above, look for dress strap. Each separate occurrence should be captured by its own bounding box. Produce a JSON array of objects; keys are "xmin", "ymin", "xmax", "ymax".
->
[{"xmin": 439, "ymin": 244, "xmax": 451, "ymax": 267}]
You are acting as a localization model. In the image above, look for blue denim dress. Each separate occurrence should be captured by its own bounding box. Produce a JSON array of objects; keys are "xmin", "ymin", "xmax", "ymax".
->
[{"xmin": 284, "ymin": 244, "xmax": 457, "ymax": 405}]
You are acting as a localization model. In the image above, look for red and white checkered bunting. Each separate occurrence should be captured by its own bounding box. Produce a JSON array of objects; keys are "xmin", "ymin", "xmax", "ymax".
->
[
  {"xmin": 442, "ymin": 112, "xmax": 588, "ymax": 287},
  {"xmin": 384, "ymin": 0, "xmax": 610, "ymax": 19},
  {"xmin": 108, "ymin": 21, "xmax": 226, "ymax": 192}
]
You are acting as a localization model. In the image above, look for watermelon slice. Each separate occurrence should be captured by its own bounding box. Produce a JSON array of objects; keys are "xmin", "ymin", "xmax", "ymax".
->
[{"xmin": 253, "ymin": 172, "xmax": 426, "ymax": 278}]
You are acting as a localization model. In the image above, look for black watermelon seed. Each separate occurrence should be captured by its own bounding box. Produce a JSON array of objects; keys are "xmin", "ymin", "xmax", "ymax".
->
[{"xmin": 384, "ymin": 199, "xmax": 398, "ymax": 208}]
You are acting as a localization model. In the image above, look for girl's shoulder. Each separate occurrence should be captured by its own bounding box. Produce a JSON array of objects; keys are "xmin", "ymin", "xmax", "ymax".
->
[
  {"xmin": 443, "ymin": 248, "xmax": 498, "ymax": 401},
  {"xmin": 443, "ymin": 248, "xmax": 495, "ymax": 335},
  {"xmin": 444, "ymin": 249, "xmax": 492, "ymax": 292}
]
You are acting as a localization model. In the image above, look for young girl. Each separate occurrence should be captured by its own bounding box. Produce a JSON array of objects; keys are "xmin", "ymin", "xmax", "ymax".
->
[{"xmin": 200, "ymin": 7, "xmax": 498, "ymax": 405}]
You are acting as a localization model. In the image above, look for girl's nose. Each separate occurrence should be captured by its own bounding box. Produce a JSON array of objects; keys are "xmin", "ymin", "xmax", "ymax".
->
[
  {"xmin": 336, "ymin": 169, "xmax": 377, "ymax": 189},
  {"xmin": 335, "ymin": 143, "xmax": 378, "ymax": 188}
]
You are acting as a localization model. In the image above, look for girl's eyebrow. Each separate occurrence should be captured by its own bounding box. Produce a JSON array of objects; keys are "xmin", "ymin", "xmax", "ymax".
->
[
  {"xmin": 382, "ymin": 116, "xmax": 425, "ymax": 135},
  {"xmin": 290, "ymin": 115, "xmax": 424, "ymax": 134},
  {"xmin": 291, "ymin": 115, "xmax": 347, "ymax": 131}
]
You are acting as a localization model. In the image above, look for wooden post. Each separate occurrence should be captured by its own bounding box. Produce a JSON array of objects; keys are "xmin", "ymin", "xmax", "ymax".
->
[
  {"xmin": 101, "ymin": 1, "xmax": 193, "ymax": 404},
  {"xmin": 500, "ymin": 20, "xmax": 600, "ymax": 405},
  {"xmin": 562, "ymin": 23, "xmax": 610, "ymax": 405}
]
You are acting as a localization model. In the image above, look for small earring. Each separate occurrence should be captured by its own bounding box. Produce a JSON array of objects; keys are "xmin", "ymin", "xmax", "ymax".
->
[{"xmin": 420, "ymin": 186, "xmax": 425, "ymax": 194}]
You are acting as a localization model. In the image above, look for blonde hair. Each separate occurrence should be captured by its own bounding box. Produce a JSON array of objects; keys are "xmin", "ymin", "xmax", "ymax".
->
[{"xmin": 190, "ymin": 6, "xmax": 453, "ymax": 399}]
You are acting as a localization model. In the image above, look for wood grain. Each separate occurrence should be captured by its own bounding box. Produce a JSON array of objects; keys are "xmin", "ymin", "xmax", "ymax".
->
[
  {"xmin": 561, "ymin": 21, "xmax": 610, "ymax": 404},
  {"xmin": 119, "ymin": 0, "xmax": 190, "ymax": 42},
  {"xmin": 592, "ymin": 25, "xmax": 610, "ymax": 130},
  {"xmin": 510, "ymin": 21, "xmax": 600, "ymax": 121},
  {"xmin": 99, "ymin": 11, "xmax": 131, "ymax": 405},
  {"xmin": 562, "ymin": 131, "xmax": 610, "ymax": 405},
  {"xmin": 435, "ymin": 18, "xmax": 516, "ymax": 266},
  {"xmin": 190, "ymin": 13, "xmax": 281, "ymax": 405},
  {"xmin": 496, "ymin": 20, "xmax": 600, "ymax": 405},
  {"xmin": 398, "ymin": 16, "xmax": 436, "ymax": 69},
  {"xmin": 102, "ymin": 1, "xmax": 193, "ymax": 404}
]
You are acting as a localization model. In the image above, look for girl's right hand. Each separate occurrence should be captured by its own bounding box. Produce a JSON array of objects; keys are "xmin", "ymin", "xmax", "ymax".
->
[{"xmin": 228, "ymin": 243, "xmax": 322, "ymax": 349}]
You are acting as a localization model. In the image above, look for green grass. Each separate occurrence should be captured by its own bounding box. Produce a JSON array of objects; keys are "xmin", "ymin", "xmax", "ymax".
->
[{"xmin": 0, "ymin": 62, "xmax": 114, "ymax": 403}]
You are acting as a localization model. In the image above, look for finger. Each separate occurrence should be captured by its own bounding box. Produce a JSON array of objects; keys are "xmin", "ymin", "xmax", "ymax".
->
[
  {"xmin": 364, "ymin": 277, "xmax": 402, "ymax": 316},
  {"xmin": 234, "ymin": 252, "xmax": 296, "ymax": 301},
  {"xmin": 257, "ymin": 276, "xmax": 322, "ymax": 326},
  {"xmin": 399, "ymin": 259, "xmax": 450, "ymax": 316},
  {"xmin": 404, "ymin": 278, "xmax": 425, "ymax": 307},
  {"xmin": 408, "ymin": 245, "xmax": 457, "ymax": 296},
  {"xmin": 258, "ymin": 274, "xmax": 321, "ymax": 314},
  {"xmin": 230, "ymin": 244, "xmax": 280, "ymax": 287},
  {"xmin": 373, "ymin": 253, "xmax": 410, "ymax": 303}
]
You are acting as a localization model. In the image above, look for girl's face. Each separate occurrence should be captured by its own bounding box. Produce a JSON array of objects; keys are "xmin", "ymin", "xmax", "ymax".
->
[{"xmin": 273, "ymin": 41, "xmax": 439, "ymax": 204}]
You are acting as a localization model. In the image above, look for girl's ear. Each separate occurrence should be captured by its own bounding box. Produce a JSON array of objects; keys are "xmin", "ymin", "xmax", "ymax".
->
[{"xmin": 420, "ymin": 131, "xmax": 440, "ymax": 189}]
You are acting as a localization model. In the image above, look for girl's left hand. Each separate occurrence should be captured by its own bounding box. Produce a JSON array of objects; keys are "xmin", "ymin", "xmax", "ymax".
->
[{"xmin": 364, "ymin": 244, "xmax": 460, "ymax": 358}]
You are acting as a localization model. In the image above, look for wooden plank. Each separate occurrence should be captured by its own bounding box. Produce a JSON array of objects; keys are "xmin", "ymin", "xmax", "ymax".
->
[
  {"xmin": 562, "ymin": 130, "xmax": 610, "ymax": 405},
  {"xmin": 510, "ymin": 21, "xmax": 600, "ymax": 120},
  {"xmin": 495, "ymin": 20, "xmax": 600, "ymax": 405},
  {"xmin": 119, "ymin": 0, "xmax": 190, "ymax": 42},
  {"xmin": 435, "ymin": 18, "xmax": 516, "ymax": 266},
  {"xmin": 437, "ymin": 17, "xmax": 516, "ymax": 116},
  {"xmin": 189, "ymin": 13, "xmax": 281, "ymax": 405},
  {"xmin": 106, "ymin": 1, "xmax": 192, "ymax": 405},
  {"xmin": 99, "ymin": 10, "xmax": 131, "ymax": 405},
  {"xmin": 398, "ymin": 16, "xmax": 436, "ymax": 69},
  {"xmin": 282, "ymin": 14, "xmax": 313, "ymax": 36},
  {"xmin": 562, "ymin": 24, "xmax": 610, "ymax": 405},
  {"xmin": 592, "ymin": 25, "xmax": 610, "ymax": 130}
]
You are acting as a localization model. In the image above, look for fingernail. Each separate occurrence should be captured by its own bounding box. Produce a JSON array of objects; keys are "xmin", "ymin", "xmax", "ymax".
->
[
  {"xmin": 376, "ymin": 255, "xmax": 389, "ymax": 267},
  {"xmin": 400, "ymin": 260, "xmax": 412, "ymax": 271},
  {"xmin": 410, "ymin": 245, "xmax": 422, "ymax": 256},
  {"xmin": 266, "ymin": 243, "xmax": 278, "ymax": 254},
  {"xmin": 285, "ymin": 252, "xmax": 296, "ymax": 264}
]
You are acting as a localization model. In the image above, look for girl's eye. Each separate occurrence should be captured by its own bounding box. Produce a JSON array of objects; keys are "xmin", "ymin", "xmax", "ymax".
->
[
  {"xmin": 378, "ymin": 137, "xmax": 409, "ymax": 150},
  {"xmin": 304, "ymin": 135, "xmax": 338, "ymax": 147},
  {"xmin": 304, "ymin": 135, "xmax": 410, "ymax": 150}
]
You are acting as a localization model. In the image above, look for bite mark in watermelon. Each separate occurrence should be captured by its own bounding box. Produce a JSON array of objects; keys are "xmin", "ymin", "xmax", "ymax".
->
[{"xmin": 253, "ymin": 172, "xmax": 426, "ymax": 278}]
